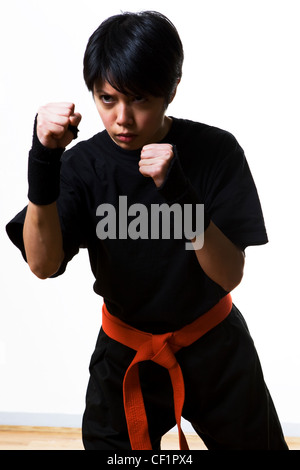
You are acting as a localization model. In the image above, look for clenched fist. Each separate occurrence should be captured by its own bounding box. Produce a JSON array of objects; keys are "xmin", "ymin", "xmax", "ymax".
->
[
  {"xmin": 37, "ymin": 102, "xmax": 82, "ymax": 149},
  {"xmin": 139, "ymin": 143, "xmax": 174, "ymax": 188}
]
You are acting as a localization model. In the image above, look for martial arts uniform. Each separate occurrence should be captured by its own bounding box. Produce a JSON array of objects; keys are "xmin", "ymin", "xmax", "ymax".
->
[{"xmin": 6, "ymin": 117, "xmax": 288, "ymax": 450}]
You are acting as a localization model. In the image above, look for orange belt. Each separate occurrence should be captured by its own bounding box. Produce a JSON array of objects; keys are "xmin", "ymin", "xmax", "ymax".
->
[{"xmin": 102, "ymin": 293, "xmax": 232, "ymax": 450}]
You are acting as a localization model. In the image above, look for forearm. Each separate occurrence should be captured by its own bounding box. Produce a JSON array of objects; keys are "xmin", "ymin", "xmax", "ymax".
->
[
  {"xmin": 192, "ymin": 221, "xmax": 245, "ymax": 292},
  {"xmin": 23, "ymin": 105, "xmax": 81, "ymax": 279},
  {"xmin": 23, "ymin": 202, "xmax": 64, "ymax": 279}
]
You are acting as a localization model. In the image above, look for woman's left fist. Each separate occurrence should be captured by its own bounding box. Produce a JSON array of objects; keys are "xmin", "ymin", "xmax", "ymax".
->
[{"xmin": 139, "ymin": 143, "xmax": 174, "ymax": 188}]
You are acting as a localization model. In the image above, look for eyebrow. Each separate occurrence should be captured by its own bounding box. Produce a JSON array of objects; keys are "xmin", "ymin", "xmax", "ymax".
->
[
  {"xmin": 94, "ymin": 87, "xmax": 126, "ymax": 97},
  {"xmin": 94, "ymin": 86, "xmax": 149, "ymax": 99},
  {"xmin": 94, "ymin": 88, "xmax": 111, "ymax": 94}
]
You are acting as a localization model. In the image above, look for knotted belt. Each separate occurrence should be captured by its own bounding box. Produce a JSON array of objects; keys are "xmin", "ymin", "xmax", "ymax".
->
[{"xmin": 102, "ymin": 293, "xmax": 232, "ymax": 450}]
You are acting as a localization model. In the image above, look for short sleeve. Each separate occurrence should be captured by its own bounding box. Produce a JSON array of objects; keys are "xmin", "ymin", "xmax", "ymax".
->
[
  {"xmin": 204, "ymin": 133, "xmax": 268, "ymax": 250},
  {"xmin": 6, "ymin": 207, "xmax": 28, "ymax": 262}
]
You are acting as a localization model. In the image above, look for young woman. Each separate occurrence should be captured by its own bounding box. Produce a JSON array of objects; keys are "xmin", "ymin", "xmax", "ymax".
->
[{"xmin": 6, "ymin": 11, "xmax": 288, "ymax": 450}]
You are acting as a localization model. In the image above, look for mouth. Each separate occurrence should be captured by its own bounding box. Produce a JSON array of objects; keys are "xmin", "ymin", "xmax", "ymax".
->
[{"xmin": 116, "ymin": 133, "xmax": 137, "ymax": 143}]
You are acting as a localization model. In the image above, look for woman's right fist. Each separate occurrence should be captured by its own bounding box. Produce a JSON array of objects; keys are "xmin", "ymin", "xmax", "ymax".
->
[{"xmin": 37, "ymin": 102, "xmax": 82, "ymax": 149}]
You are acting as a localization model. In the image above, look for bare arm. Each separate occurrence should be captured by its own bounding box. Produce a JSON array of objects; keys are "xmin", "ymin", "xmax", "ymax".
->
[
  {"xmin": 23, "ymin": 202, "xmax": 64, "ymax": 279},
  {"xmin": 192, "ymin": 221, "xmax": 245, "ymax": 292},
  {"xmin": 23, "ymin": 103, "xmax": 81, "ymax": 279}
]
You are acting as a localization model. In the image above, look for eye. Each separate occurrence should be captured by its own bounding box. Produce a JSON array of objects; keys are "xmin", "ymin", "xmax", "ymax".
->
[
  {"xmin": 133, "ymin": 96, "xmax": 147, "ymax": 103},
  {"xmin": 100, "ymin": 94, "xmax": 114, "ymax": 104}
]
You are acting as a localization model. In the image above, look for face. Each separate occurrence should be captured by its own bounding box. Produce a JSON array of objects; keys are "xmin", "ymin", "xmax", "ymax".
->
[{"xmin": 93, "ymin": 81, "xmax": 173, "ymax": 150}]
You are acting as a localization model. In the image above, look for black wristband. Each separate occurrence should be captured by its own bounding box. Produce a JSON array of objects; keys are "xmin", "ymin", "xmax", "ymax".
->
[
  {"xmin": 156, "ymin": 146, "xmax": 188, "ymax": 202},
  {"xmin": 157, "ymin": 146, "xmax": 211, "ymax": 232},
  {"xmin": 68, "ymin": 123, "xmax": 79, "ymax": 140},
  {"xmin": 27, "ymin": 116, "xmax": 65, "ymax": 205}
]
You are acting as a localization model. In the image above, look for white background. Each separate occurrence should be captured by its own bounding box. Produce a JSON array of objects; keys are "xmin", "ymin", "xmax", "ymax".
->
[{"xmin": 0, "ymin": 0, "xmax": 299, "ymax": 436}]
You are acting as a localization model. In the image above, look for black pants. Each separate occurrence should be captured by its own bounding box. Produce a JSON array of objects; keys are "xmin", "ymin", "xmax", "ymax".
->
[{"xmin": 82, "ymin": 305, "xmax": 288, "ymax": 450}]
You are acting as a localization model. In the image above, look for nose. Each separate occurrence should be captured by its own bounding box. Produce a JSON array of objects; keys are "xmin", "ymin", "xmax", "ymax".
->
[{"xmin": 116, "ymin": 102, "xmax": 134, "ymax": 127}]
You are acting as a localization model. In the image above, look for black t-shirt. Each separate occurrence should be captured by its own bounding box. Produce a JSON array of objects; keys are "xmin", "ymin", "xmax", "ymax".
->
[{"xmin": 6, "ymin": 117, "xmax": 268, "ymax": 333}]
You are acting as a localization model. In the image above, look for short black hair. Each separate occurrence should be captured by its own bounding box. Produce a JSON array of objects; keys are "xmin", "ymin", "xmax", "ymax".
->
[{"xmin": 83, "ymin": 11, "xmax": 184, "ymax": 103}]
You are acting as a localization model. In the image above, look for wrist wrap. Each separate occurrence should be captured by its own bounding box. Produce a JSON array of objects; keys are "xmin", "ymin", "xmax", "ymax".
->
[
  {"xmin": 27, "ymin": 116, "xmax": 65, "ymax": 205},
  {"xmin": 157, "ymin": 146, "xmax": 211, "ymax": 232}
]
